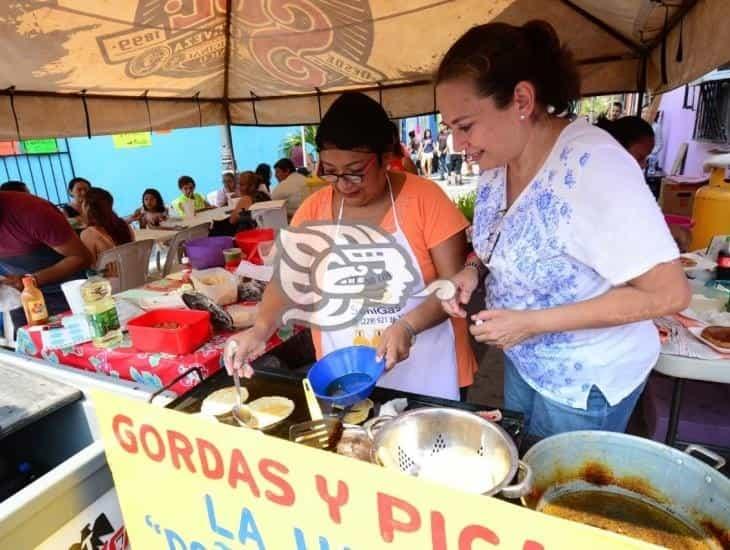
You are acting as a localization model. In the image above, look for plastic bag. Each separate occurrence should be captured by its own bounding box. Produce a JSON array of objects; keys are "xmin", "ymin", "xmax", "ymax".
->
[{"xmin": 191, "ymin": 267, "xmax": 238, "ymax": 306}]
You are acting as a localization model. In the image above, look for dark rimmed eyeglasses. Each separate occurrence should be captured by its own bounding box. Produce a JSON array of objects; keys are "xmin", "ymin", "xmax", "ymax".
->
[{"xmin": 318, "ymin": 155, "xmax": 376, "ymax": 184}]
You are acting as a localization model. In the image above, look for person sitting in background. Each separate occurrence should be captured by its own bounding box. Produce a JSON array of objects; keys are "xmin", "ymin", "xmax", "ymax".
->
[
  {"xmin": 59, "ymin": 177, "xmax": 91, "ymax": 218},
  {"xmin": 271, "ymin": 157, "xmax": 309, "ymax": 219},
  {"xmin": 255, "ymin": 163, "xmax": 273, "ymax": 194},
  {"xmin": 608, "ymin": 101, "xmax": 624, "ymax": 121},
  {"xmin": 0, "ymin": 180, "xmax": 29, "ymax": 193},
  {"xmin": 128, "ymin": 188, "xmax": 168, "ymax": 228},
  {"xmin": 0, "ymin": 189, "xmax": 91, "ymax": 329},
  {"xmin": 215, "ymin": 170, "xmax": 237, "ymax": 207},
  {"xmin": 80, "ymin": 188, "xmax": 134, "ymax": 265},
  {"xmin": 229, "ymin": 171, "xmax": 269, "ymax": 227},
  {"xmin": 171, "ymin": 175, "xmax": 211, "ymax": 217},
  {"xmin": 596, "ymin": 116, "xmax": 655, "ymax": 169}
]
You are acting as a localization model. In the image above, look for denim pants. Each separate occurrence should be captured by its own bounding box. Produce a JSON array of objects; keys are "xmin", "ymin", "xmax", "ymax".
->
[
  {"xmin": 438, "ymin": 153, "xmax": 451, "ymax": 178},
  {"xmin": 504, "ymin": 356, "xmax": 646, "ymax": 440}
]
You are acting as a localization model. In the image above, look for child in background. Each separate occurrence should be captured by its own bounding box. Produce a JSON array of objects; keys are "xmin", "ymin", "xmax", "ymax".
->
[
  {"xmin": 171, "ymin": 175, "xmax": 210, "ymax": 216},
  {"xmin": 128, "ymin": 188, "xmax": 168, "ymax": 228}
]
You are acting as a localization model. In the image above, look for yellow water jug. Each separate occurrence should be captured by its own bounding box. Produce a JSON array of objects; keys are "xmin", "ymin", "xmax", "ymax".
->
[{"xmin": 690, "ymin": 154, "xmax": 730, "ymax": 251}]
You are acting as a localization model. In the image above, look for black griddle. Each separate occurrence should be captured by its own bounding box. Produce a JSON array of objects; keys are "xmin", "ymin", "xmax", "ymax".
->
[{"xmin": 166, "ymin": 358, "xmax": 524, "ymax": 445}]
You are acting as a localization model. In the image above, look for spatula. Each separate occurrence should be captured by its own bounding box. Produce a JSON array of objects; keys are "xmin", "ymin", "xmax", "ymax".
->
[{"xmin": 289, "ymin": 379, "xmax": 342, "ymax": 449}]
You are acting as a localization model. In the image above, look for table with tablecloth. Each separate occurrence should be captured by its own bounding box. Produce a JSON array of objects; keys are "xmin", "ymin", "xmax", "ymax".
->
[{"xmin": 15, "ymin": 320, "xmax": 304, "ymax": 396}]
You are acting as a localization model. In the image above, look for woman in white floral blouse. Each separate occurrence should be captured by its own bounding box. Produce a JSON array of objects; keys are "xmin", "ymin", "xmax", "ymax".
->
[{"xmin": 436, "ymin": 20, "xmax": 690, "ymax": 439}]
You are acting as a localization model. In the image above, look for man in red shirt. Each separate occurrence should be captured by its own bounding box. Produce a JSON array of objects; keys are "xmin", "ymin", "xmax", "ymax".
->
[{"xmin": 0, "ymin": 190, "xmax": 91, "ymax": 328}]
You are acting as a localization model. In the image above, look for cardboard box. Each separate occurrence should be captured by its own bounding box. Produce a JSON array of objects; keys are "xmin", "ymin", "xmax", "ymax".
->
[{"xmin": 659, "ymin": 175, "xmax": 708, "ymax": 217}]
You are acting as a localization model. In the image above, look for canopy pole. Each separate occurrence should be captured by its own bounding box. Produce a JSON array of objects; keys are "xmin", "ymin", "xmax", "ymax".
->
[
  {"xmin": 636, "ymin": 54, "xmax": 648, "ymax": 116},
  {"xmin": 300, "ymin": 126, "xmax": 308, "ymax": 171},
  {"xmin": 221, "ymin": 0, "xmax": 236, "ymax": 173}
]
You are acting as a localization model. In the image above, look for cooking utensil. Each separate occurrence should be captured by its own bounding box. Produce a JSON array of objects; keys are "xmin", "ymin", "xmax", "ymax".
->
[
  {"xmin": 371, "ymin": 408, "xmax": 531, "ymax": 498},
  {"xmin": 231, "ymin": 368, "xmax": 257, "ymax": 428},
  {"xmin": 307, "ymin": 346, "xmax": 385, "ymax": 408},
  {"xmin": 289, "ymin": 379, "xmax": 342, "ymax": 449},
  {"xmin": 522, "ymin": 431, "xmax": 730, "ymax": 548}
]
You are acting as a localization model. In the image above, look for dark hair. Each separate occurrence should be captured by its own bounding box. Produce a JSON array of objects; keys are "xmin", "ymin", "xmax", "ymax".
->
[
  {"xmin": 83, "ymin": 188, "xmax": 132, "ymax": 246},
  {"xmin": 0, "ymin": 180, "xmax": 28, "ymax": 192},
  {"xmin": 68, "ymin": 177, "xmax": 90, "ymax": 193},
  {"xmin": 408, "ymin": 130, "xmax": 416, "ymax": 139},
  {"xmin": 255, "ymin": 163, "xmax": 271, "ymax": 191},
  {"xmin": 296, "ymin": 167, "xmax": 311, "ymax": 177},
  {"xmin": 436, "ymin": 20, "xmax": 580, "ymax": 115},
  {"xmin": 274, "ymin": 158, "xmax": 296, "ymax": 174},
  {"xmin": 596, "ymin": 116, "xmax": 654, "ymax": 149},
  {"xmin": 178, "ymin": 175, "xmax": 195, "ymax": 189},
  {"xmin": 389, "ymin": 122, "xmax": 404, "ymax": 156},
  {"xmin": 315, "ymin": 92, "xmax": 393, "ymax": 157},
  {"xmin": 142, "ymin": 188, "xmax": 166, "ymax": 213},
  {"xmin": 612, "ymin": 101, "xmax": 623, "ymax": 109},
  {"xmin": 423, "ymin": 128, "xmax": 432, "ymax": 139}
]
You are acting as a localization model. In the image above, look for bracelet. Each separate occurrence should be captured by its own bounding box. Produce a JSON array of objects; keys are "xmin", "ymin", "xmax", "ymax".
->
[{"xmin": 395, "ymin": 318, "xmax": 417, "ymax": 345}]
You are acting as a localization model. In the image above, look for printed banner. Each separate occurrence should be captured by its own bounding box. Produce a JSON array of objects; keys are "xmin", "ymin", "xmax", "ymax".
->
[
  {"xmin": 112, "ymin": 132, "xmax": 152, "ymax": 148},
  {"xmin": 21, "ymin": 138, "xmax": 58, "ymax": 154},
  {"xmin": 91, "ymin": 391, "xmax": 647, "ymax": 549}
]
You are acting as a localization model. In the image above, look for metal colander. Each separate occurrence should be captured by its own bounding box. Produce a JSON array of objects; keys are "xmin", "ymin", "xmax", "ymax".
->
[{"xmin": 371, "ymin": 408, "xmax": 532, "ymax": 498}]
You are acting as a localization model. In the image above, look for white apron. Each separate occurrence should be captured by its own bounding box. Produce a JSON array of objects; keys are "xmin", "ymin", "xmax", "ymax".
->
[{"xmin": 320, "ymin": 178, "xmax": 460, "ymax": 400}]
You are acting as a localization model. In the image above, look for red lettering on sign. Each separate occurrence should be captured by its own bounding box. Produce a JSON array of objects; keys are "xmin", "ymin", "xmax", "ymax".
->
[
  {"xmin": 431, "ymin": 511, "xmax": 447, "ymax": 550},
  {"xmin": 197, "ymin": 437, "xmax": 224, "ymax": 479},
  {"xmin": 228, "ymin": 449, "xmax": 261, "ymax": 497},
  {"xmin": 260, "ymin": 459, "xmax": 295, "ymax": 506},
  {"xmin": 139, "ymin": 424, "xmax": 166, "ymax": 462},
  {"xmin": 315, "ymin": 475, "xmax": 349, "ymax": 524},
  {"xmin": 377, "ymin": 492, "xmax": 421, "ymax": 543},
  {"xmin": 167, "ymin": 430, "xmax": 196, "ymax": 473},
  {"xmin": 112, "ymin": 414, "xmax": 138, "ymax": 453},
  {"xmin": 523, "ymin": 541, "xmax": 545, "ymax": 550},
  {"xmin": 459, "ymin": 525, "xmax": 500, "ymax": 548}
]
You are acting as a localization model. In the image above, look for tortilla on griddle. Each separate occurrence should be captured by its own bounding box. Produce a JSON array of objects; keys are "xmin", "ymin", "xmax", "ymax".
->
[
  {"xmin": 201, "ymin": 386, "xmax": 250, "ymax": 417},
  {"xmin": 248, "ymin": 396, "xmax": 295, "ymax": 429}
]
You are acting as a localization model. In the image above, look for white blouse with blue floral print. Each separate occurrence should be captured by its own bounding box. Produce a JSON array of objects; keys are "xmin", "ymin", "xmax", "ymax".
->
[{"xmin": 473, "ymin": 119, "xmax": 678, "ymax": 409}]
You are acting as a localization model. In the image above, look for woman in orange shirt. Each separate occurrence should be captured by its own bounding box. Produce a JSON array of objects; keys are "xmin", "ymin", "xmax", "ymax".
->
[{"xmin": 225, "ymin": 92, "xmax": 477, "ymax": 400}]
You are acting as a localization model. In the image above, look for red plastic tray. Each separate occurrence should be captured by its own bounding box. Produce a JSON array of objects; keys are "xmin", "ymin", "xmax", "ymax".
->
[{"xmin": 127, "ymin": 309, "xmax": 212, "ymax": 355}]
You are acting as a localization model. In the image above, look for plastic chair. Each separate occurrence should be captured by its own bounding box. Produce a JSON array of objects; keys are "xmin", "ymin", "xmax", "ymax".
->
[
  {"xmin": 95, "ymin": 239, "xmax": 155, "ymax": 293},
  {"xmin": 162, "ymin": 223, "xmax": 210, "ymax": 277}
]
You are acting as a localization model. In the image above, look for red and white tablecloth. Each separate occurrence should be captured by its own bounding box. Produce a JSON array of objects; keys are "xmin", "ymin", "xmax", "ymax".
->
[{"xmin": 15, "ymin": 321, "xmax": 303, "ymax": 396}]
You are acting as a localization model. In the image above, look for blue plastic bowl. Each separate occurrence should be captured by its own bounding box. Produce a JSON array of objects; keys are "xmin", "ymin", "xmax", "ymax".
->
[{"xmin": 307, "ymin": 346, "xmax": 385, "ymax": 408}]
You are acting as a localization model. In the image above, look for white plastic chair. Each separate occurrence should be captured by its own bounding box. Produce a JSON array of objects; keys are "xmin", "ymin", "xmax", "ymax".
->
[
  {"xmin": 162, "ymin": 223, "xmax": 210, "ymax": 277},
  {"xmin": 207, "ymin": 190, "xmax": 220, "ymax": 207},
  {"xmin": 95, "ymin": 239, "xmax": 155, "ymax": 293}
]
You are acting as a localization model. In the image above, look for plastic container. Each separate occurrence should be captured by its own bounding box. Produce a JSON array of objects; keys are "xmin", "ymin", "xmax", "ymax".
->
[
  {"xmin": 127, "ymin": 309, "xmax": 211, "ymax": 355},
  {"xmin": 21, "ymin": 276, "xmax": 48, "ymax": 327},
  {"xmin": 307, "ymin": 346, "xmax": 385, "ymax": 408},
  {"xmin": 235, "ymin": 228, "xmax": 275, "ymax": 265},
  {"xmin": 184, "ymin": 236, "xmax": 233, "ymax": 269},
  {"xmin": 690, "ymin": 156, "xmax": 730, "ymax": 250}
]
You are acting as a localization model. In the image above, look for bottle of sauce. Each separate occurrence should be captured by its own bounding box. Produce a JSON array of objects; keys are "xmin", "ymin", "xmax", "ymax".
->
[
  {"xmin": 81, "ymin": 270, "xmax": 122, "ymax": 348},
  {"xmin": 20, "ymin": 276, "xmax": 48, "ymax": 326}
]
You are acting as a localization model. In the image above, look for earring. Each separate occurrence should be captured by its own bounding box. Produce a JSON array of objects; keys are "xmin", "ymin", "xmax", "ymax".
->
[{"xmin": 519, "ymin": 114, "xmax": 526, "ymax": 120}]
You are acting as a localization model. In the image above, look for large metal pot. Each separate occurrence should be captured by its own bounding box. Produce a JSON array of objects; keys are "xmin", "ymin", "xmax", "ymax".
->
[
  {"xmin": 522, "ymin": 431, "xmax": 730, "ymax": 548},
  {"xmin": 370, "ymin": 408, "xmax": 532, "ymax": 498}
]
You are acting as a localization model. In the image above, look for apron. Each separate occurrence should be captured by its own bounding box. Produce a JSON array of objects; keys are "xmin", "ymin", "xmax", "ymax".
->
[{"xmin": 320, "ymin": 177, "xmax": 460, "ymax": 400}]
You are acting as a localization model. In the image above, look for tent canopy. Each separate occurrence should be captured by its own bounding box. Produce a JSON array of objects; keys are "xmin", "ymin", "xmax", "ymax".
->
[{"xmin": 0, "ymin": 0, "xmax": 727, "ymax": 138}]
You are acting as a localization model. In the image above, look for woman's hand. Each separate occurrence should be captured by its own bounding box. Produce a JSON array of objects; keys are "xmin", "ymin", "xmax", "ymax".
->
[
  {"xmin": 223, "ymin": 323, "xmax": 271, "ymax": 378},
  {"xmin": 469, "ymin": 309, "xmax": 539, "ymax": 349},
  {"xmin": 375, "ymin": 321, "xmax": 414, "ymax": 371},
  {"xmin": 442, "ymin": 267, "xmax": 479, "ymax": 318}
]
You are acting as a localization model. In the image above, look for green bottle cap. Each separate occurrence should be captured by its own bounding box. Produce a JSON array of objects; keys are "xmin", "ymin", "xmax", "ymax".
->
[{"xmin": 85, "ymin": 269, "xmax": 99, "ymax": 278}]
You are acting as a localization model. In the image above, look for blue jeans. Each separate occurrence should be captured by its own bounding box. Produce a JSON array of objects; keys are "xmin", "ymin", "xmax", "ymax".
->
[
  {"xmin": 504, "ymin": 357, "xmax": 646, "ymax": 439},
  {"xmin": 438, "ymin": 153, "xmax": 451, "ymax": 178}
]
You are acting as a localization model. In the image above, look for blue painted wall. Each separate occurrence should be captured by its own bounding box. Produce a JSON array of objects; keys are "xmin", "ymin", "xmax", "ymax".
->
[{"xmin": 65, "ymin": 125, "xmax": 303, "ymax": 217}]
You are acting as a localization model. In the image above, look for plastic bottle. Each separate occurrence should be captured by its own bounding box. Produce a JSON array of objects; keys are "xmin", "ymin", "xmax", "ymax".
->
[
  {"xmin": 20, "ymin": 276, "xmax": 48, "ymax": 326},
  {"xmin": 81, "ymin": 270, "xmax": 122, "ymax": 348}
]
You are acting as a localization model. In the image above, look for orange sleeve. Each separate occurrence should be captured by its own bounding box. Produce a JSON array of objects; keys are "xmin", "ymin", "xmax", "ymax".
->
[
  {"xmin": 416, "ymin": 177, "xmax": 470, "ymax": 249},
  {"xmin": 290, "ymin": 187, "xmax": 330, "ymax": 227}
]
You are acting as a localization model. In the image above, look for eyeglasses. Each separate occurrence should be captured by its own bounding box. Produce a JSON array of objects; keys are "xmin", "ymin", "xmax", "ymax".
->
[{"xmin": 318, "ymin": 155, "xmax": 376, "ymax": 184}]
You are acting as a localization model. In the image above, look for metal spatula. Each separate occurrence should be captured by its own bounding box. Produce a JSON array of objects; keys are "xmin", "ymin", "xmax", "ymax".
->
[{"xmin": 289, "ymin": 379, "xmax": 342, "ymax": 449}]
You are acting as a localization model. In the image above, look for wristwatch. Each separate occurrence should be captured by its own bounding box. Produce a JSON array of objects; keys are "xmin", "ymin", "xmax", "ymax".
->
[{"xmin": 396, "ymin": 318, "xmax": 417, "ymax": 345}]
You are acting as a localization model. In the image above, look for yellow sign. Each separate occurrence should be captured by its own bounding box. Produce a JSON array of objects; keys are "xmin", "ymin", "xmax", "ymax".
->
[
  {"xmin": 112, "ymin": 131, "xmax": 152, "ymax": 148},
  {"xmin": 92, "ymin": 391, "xmax": 649, "ymax": 549}
]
